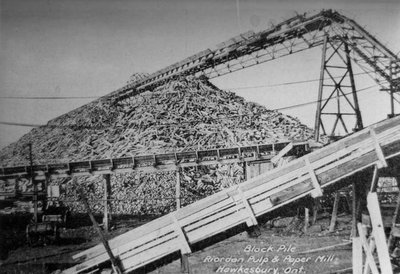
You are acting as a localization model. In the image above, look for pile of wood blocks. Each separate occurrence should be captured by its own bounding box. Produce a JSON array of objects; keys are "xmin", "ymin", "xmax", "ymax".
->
[{"xmin": 0, "ymin": 76, "xmax": 314, "ymax": 215}]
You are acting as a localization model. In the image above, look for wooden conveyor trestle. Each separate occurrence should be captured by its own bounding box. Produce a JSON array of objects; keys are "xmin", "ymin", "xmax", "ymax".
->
[
  {"xmin": 0, "ymin": 141, "xmax": 308, "ymax": 182},
  {"xmin": 64, "ymin": 115, "xmax": 400, "ymax": 273}
]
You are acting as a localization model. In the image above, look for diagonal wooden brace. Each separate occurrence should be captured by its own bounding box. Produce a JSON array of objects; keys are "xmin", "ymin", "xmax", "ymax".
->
[
  {"xmin": 369, "ymin": 127, "xmax": 388, "ymax": 169},
  {"xmin": 271, "ymin": 142, "xmax": 293, "ymax": 166},
  {"xmin": 171, "ymin": 213, "xmax": 191, "ymax": 255},
  {"xmin": 357, "ymin": 223, "xmax": 379, "ymax": 274},
  {"xmin": 236, "ymin": 187, "xmax": 258, "ymax": 227},
  {"xmin": 304, "ymin": 156, "xmax": 323, "ymax": 198}
]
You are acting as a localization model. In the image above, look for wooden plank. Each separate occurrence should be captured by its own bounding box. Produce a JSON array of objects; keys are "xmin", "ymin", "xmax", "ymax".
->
[
  {"xmin": 304, "ymin": 156, "xmax": 323, "ymax": 198},
  {"xmin": 236, "ymin": 187, "xmax": 258, "ymax": 226},
  {"xmin": 271, "ymin": 142, "xmax": 293, "ymax": 165},
  {"xmin": 171, "ymin": 213, "xmax": 191, "ymax": 254},
  {"xmin": 352, "ymin": 237, "xmax": 363, "ymax": 274},
  {"xmin": 187, "ymin": 209, "xmax": 247, "ymax": 243},
  {"xmin": 270, "ymin": 180, "xmax": 313, "ymax": 206},
  {"xmin": 122, "ymin": 238, "xmax": 180, "ymax": 272},
  {"xmin": 103, "ymin": 174, "xmax": 111, "ymax": 231},
  {"xmin": 184, "ymin": 204, "xmax": 238, "ymax": 233},
  {"xmin": 370, "ymin": 127, "xmax": 388, "ymax": 168},
  {"xmin": 304, "ymin": 207, "xmax": 309, "ymax": 233},
  {"xmin": 367, "ymin": 192, "xmax": 393, "ymax": 274},
  {"xmin": 72, "ymin": 213, "xmax": 173, "ymax": 260},
  {"xmin": 68, "ymin": 229, "xmax": 178, "ymax": 273}
]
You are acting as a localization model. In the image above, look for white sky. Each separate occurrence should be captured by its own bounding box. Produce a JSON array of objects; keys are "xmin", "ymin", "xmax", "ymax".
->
[{"xmin": 0, "ymin": 0, "xmax": 399, "ymax": 149}]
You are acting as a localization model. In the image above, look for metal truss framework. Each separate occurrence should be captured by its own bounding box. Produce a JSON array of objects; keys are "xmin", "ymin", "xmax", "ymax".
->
[
  {"xmin": 103, "ymin": 9, "xmax": 400, "ymax": 139},
  {"xmin": 314, "ymin": 36, "xmax": 363, "ymax": 140}
]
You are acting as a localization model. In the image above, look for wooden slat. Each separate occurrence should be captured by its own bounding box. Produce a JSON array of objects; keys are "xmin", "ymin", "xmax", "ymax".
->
[
  {"xmin": 171, "ymin": 213, "xmax": 191, "ymax": 254},
  {"xmin": 234, "ymin": 187, "xmax": 258, "ymax": 226},
  {"xmin": 370, "ymin": 127, "xmax": 388, "ymax": 168},
  {"xmin": 304, "ymin": 156, "xmax": 323, "ymax": 198}
]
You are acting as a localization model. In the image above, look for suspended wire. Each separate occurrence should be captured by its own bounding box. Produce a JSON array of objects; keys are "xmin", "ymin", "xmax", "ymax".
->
[
  {"xmin": 0, "ymin": 84, "xmax": 378, "ymax": 129},
  {"xmin": 274, "ymin": 84, "xmax": 375, "ymax": 111},
  {"xmin": 0, "ymin": 96, "xmax": 100, "ymax": 100},
  {"xmin": 225, "ymin": 71, "xmax": 371, "ymax": 90},
  {"xmin": 0, "ymin": 72, "xmax": 371, "ymax": 99},
  {"xmin": 0, "ymin": 121, "xmax": 107, "ymax": 130}
]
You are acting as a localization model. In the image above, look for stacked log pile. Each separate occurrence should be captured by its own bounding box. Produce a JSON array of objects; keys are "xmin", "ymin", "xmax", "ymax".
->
[{"xmin": 0, "ymin": 77, "xmax": 315, "ymax": 215}]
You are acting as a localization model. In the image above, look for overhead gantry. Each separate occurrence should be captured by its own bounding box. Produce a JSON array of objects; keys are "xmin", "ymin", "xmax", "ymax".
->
[{"xmin": 106, "ymin": 9, "xmax": 399, "ymax": 140}]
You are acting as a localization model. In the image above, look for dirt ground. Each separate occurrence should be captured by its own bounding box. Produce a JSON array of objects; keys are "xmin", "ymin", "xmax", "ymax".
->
[
  {"xmin": 148, "ymin": 214, "xmax": 354, "ymax": 274},
  {"xmin": 0, "ymin": 211, "xmax": 362, "ymax": 274}
]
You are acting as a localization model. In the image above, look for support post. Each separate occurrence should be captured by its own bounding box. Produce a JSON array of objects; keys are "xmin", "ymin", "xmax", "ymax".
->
[
  {"xmin": 352, "ymin": 236, "xmax": 362, "ymax": 274},
  {"xmin": 176, "ymin": 168, "xmax": 181, "ymax": 210},
  {"xmin": 329, "ymin": 191, "xmax": 340, "ymax": 232},
  {"xmin": 304, "ymin": 207, "xmax": 309, "ymax": 233},
  {"xmin": 28, "ymin": 143, "xmax": 38, "ymax": 223},
  {"xmin": 351, "ymin": 182, "xmax": 358, "ymax": 237},
  {"xmin": 103, "ymin": 174, "xmax": 112, "ymax": 232},
  {"xmin": 312, "ymin": 199, "xmax": 319, "ymax": 225},
  {"xmin": 176, "ymin": 168, "xmax": 189, "ymax": 273}
]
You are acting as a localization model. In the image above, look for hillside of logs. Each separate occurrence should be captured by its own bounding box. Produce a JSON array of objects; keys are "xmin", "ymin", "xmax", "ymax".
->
[{"xmin": 0, "ymin": 76, "xmax": 316, "ymax": 215}]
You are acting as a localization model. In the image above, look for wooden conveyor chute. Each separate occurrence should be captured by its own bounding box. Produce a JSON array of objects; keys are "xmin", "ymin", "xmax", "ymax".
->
[{"xmin": 63, "ymin": 115, "xmax": 400, "ymax": 274}]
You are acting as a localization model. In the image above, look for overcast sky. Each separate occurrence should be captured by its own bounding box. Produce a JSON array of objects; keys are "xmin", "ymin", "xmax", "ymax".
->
[{"xmin": 0, "ymin": 0, "xmax": 399, "ymax": 151}]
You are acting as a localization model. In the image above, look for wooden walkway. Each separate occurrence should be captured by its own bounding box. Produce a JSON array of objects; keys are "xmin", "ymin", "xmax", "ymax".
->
[
  {"xmin": 64, "ymin": 115, "xmax": 400, "ymax": 273},
  {"xmin": 0, "ymin": 141, "xmax": 308, "ymax": 181}
]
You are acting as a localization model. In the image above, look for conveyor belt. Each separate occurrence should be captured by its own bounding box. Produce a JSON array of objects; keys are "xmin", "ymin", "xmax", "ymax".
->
[
  {"xmin": 0, "ymin": 141, "xmax": 309, "ymax": 181},
  {"xmin": 108, "ymin": 9, "xmax": 399, "ymax": 101}
]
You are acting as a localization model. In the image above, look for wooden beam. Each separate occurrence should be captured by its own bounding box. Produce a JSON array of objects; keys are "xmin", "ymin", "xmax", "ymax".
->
[
  {"xmin": 370, "ymin": 127, "xmax": 388, "ymax": 168},
  {"xmin": 367, "ymin": 192, "xmax": 393, "ymax": 274},
  {"xmin": 174, "ymin": 169, "xmax": 189, "ymax": 273},
  {"xmin": 369, "ymin": 165, "xmax": 380, "ymax": 193},
  {"xmin": 352, "ymin": 182, "xmax": 358, "ymax": 237},
  {"xmin": 304, "ymin": 156, "xmax": 323, "ymax": 198},
  {"xmin": 352, "ymin": 237, "xmax": 362, "ymax": 274},
  {"xmin": 329, "ymin": 191, "xmax": 340, "ymax": 232},
  {"xmin": 271, "ymin": 142, "xmax": 293, "ymax": 166},
  {"xmin": 103, "ymin": 174, "xmax": 112, "ymax": 232},
  {"xmin": 176, "ymin": 169, "xmax": 181, "ymax": 210},
  {"xmin": 304, "ymin": 207, "xmax": 309, "ymax": 233}
]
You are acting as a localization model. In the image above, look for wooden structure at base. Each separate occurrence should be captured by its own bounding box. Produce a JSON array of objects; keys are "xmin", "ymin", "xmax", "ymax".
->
[{"xmin": 63, "ymin": 115, "xmax": 400, "ymax": 274}]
